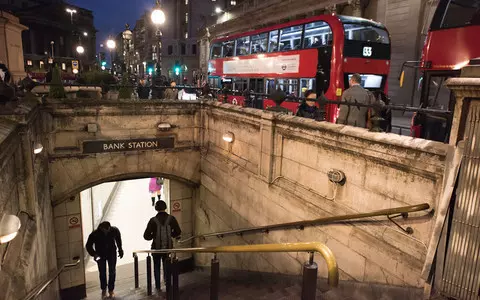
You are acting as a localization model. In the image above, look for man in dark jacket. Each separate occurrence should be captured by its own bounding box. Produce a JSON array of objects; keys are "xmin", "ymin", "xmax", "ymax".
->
[
  {"xmin": 296, "ymin": 90, "xmax": 325, "ymax": 121},
  {"xmin": 86, "ymin": 221, "xmax": 123, "ymax": 299},
  {"xmin": 143, "ymin": 201, "xmax": 181, "ymax": 293}
]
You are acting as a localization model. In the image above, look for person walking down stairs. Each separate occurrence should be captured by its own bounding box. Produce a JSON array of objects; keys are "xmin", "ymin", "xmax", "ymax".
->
[{"xmin": 149, "ymin": 177, "xmax": 163, "ymax": 206}]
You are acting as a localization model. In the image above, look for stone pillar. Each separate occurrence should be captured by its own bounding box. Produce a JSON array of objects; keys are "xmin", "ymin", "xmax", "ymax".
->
[
  {"xmin": 446, "ymin": 64, "xmax": 480, "ymax": 146},
  {"xmin": 324, "ymin": 4, "xmax": 338, "ymax": 14},
  {"xmin": 349, "ymin": 0, "xmax": 364, "ymax": 17},
  {"xmin": 259, "ymin": 112, "xmax": 275, "ymax": 182},
  {"xmin": 0, "ymin": 11, "xmax": 28, "ymax": 82}
]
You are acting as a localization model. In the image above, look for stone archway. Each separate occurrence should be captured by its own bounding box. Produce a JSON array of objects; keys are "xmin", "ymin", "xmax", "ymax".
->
[{"xmin": 49, "ymin": 149, "xmax": 200, "ymax": 206}]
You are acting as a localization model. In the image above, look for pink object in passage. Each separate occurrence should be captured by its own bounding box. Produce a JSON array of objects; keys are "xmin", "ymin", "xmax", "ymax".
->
[{"xmin": 149, "ymin": 177, "xmax": 162, "ymax": 192}]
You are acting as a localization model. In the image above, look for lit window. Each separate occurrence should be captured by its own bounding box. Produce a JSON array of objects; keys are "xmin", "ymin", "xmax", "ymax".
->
[
  {"xmin": 185, "ymin": 12, "xmax": 188, "ymax": 23},
  {"xmin": 27, "ymin": 60, "xmax": 32, "ymax": 66},
  {"xmin": 231, "ymin": 0, "xmax": 236, "ymax": 5},
  {"xmin": 185, "ymin": 0, "xmax": 188, "ymax": 4},
  {"xmin": 62, "ymin": 63, "xmax": 66, "ymax": 70},
  {"xmin": 39, "ymin": 61, "xmax": 44, "ymax": 68},
  {"xmin": 185, "ymin": 32, "xmax": 188, "ymax": 38},
  {"xmin": 152, "ymin": 53, "xmax": 157, "ymax": 60},
  {"xmin": 152, "ymin": 45, "xmax": 157, "ymax": 52}
]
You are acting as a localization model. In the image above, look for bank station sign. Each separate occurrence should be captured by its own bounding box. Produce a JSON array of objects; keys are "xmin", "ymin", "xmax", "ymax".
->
[{"xmin": 83, "ymin": 137, "xmax": 174, "ymax": 154}]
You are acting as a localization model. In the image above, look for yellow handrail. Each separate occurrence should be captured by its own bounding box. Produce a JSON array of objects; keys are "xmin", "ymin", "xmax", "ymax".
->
[{"xmin": 134, "ymin": 242, "xmax": 339, "ymax": 287}]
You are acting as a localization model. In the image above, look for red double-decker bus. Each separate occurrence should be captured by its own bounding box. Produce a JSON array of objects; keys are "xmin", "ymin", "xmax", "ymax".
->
[
  {"xmin": 208, "ymin": 14, "xmax": 391, "ymax": 122},
  {"xmin": 403, "ymin": 0, "xmax": 480, "ymax": 141}
]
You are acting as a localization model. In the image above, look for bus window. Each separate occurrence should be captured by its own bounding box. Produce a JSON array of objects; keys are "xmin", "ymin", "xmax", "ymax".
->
[
  {"xmin": 441, "ymin": 0, "xmax": 480, "ymax": 28},
  {"xmin": 251, "ymin": 33, "xmax": 268, "ymax": 54},
  {"xmin": 277, "ymin": 79, "xmax": 299, "ymax": 97},
  {"xmin": 211, "ymin": 43, "xmax": 222, "ymax": 59},
  {"xmin": 303, "ymin": 21, "xmax": 332, "ymax": 48},
  {"xmin": 236, "ymin": 36, "xmax": 250, "ymax": 56},
  {"xmin": 233, "ymin": 78, "xmax": 248, "ymax": 93},
  {"xmin": 344, "ymin": 23, "xmax": 390, "ymax": 44},
  {"xmin": 222, "ymin": 40, "xmax": 235, "ymax": 57},
  {"xmin": 279, "ymin": 25, "xmax": 303, "ymax": 51},
  {"xmin": 268, "ymin": 30, "xmax": 279, "ymax": 52},
  {"xmin": 249, "ymin": 78, "xmax": 264, "ymax": 93},
  {"xmin": 266, "ymin": 79, "xmax": 275, "ymax": 94},
  {"xmin": 300, "ymin": 79, "xmax": 316, "ymax": 97}
]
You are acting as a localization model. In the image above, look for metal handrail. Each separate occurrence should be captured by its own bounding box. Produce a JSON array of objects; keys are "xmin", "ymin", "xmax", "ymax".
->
[
  {"xmin": 179, "ymin": 203, "xmax": 431, "ymax": 244},
  {"xmin": 133, "ymin": 242, "xmax": 339, "ymax": 287},
  {"xmin": 23, "ymin": 259, "xmax": 80, "ymax": 300}
]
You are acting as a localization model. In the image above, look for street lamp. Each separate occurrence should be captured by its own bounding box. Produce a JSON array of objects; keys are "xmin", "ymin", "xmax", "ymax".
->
[
  {"xmin": 151, "ymin": 0, "xmax": 165, "ymax": 77},
  {"xmin": 215, "ymin": 7, "xmax": 223, "ymax": 13},
  {"xmin": 76, "ymin": 45, "xmax": 85, "ymax": 54},
  {"xmin": 83, "ymin": 32, "xmax": 88, "ymax": 37},
  {"xmin": 65, "ymin": 8, "xmax": 77, "ymax": 24},
  {"xmin": 107, "ymin": 38, "xmax": 116, "ymax": 75}
]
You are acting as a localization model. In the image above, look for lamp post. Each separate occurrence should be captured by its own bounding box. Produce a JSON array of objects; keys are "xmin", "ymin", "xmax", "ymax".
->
[
  {"xmin": 106, "ymin": 38, "xmax": 116, "ymax": 75},
  {"xmin": 151, "ymin": 0, "xmax": 165, "ymax": 77},
  {"xmin": 65, "ymin": 8, "xmax": 77, "ymax": 24},
  {"xmin": 122, "ymin": 24, "xmax": 133, "ymax": 75}
]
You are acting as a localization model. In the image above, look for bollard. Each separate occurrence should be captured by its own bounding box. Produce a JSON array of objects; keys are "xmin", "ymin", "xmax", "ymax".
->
[
  {"xmin": 165, "ymin": 255, "xmax": 172, "ymax": 300},
  {"xmin": 146, "ymin": 255, "xmax": 152, "ymax": 296},
  {"xmin": 172, "ymin": 254, "xmax": 179, "ymax": 300},
  {"xmin": 301, "ymin": 252, "xmax": 318, "ymax": 300},
  {"xmin": 210, "ymin": 254, "xmax": 220, "ymax": 300},
  {"xmin": 134, "ymin": 253, "xmax": 139, "ymax": 289}
]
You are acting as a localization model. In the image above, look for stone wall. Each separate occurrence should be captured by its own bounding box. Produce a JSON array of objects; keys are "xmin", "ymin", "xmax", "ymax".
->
[
  {"xmin": 0, "ymin": 102, "xmax": 58, "ymax": 300},
  {"xmin": 45, "ymin": 100, "xmax": 202, "ymax": 205},
  {"xmin": 169, "ymin": 180, "xmax": 195, "ymax": 260},
  {"xmin": 195, "ymin": 102, "xmax": 449, "ymax": 287}
]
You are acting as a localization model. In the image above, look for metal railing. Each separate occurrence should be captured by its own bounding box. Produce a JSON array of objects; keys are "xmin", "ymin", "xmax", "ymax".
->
[
  {"xmin": 133, "ymin": 242, "xmax": 338, "ymax": 300},
  {"xmin": 179, "ymin": 203, "xmax": 431, "ymax": 244},
  {"xmin": 23, "ymin": 259, "xmax": 80, "ymax": 300}
]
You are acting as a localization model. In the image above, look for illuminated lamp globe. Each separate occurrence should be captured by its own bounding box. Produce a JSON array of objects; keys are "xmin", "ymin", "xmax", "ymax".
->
[
  {"xmin": 76, "ymin": 45, "xmax": 85, "ymax": 54},
  {"xmin": 151, "ymin": 3, "xmax": 166, "ymax": 25},
  {"xmin": 0, "ymin": 214, "xmax": 21, "ymax": 244},
  {"xmin": 73, "ymin": 69, "xmax": 79, "ymax": 74},
  {"xmin": 106, "ymin": 39, "xmax": 116, "ymax": 50}
]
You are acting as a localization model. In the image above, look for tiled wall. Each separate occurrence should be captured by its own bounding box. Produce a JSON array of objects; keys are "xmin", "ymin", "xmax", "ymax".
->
[
  {"xmin": 53, "ymin": 194, "xmax": 86, "ymax": 292},
  {"xmin": 169, "ymin": 180, "xmax": 194, "ymax": 259}
]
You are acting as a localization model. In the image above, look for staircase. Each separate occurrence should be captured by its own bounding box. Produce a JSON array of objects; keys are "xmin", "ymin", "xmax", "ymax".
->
[{"xmin": 85, "ymin": 269, "xmax": 425, "ymax": 300}]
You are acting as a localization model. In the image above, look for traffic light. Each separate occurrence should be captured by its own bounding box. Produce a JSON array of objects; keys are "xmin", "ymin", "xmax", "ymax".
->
[
  {"xmin": 101, "ymin": 61, "xmax": 107, "ymax": 66},
  {"xmin": 174, "ymin": 66, "xmax": 180, "ymax": 76},
  {"xmin": 148, "ymin": 68, "xmax": 153, "ymax": 75}
]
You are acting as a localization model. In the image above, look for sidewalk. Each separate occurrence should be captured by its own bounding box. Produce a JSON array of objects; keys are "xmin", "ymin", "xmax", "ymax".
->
[{"xmin": 85, "ymin": 178, "xmax": 163, "ymax": 298}]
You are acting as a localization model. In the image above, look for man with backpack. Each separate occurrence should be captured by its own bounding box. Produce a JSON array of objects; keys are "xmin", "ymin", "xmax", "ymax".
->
[{"xmin": 143, "ymin": 200, "xmax": 182, "ymax": 294}]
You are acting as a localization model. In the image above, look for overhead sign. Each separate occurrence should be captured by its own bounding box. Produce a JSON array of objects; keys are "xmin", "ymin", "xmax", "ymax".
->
[
  {"xmin": 72, "ymin": 60, "xmax": 79, "ymax": 70},
  {"xmin": 223, "ymin": 54, "xmax": 300, "ymax": 74},
  {"xmin": 83, "ymin": 137, "xmax": 175, "ymax": 154}
]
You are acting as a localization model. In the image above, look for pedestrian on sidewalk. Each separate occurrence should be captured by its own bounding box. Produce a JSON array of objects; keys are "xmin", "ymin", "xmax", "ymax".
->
[
  {"xmin": 149, "ymin": 177, "xmax": 163, "ymax": 206},
  {"xmin": 86, "ymin": 221, "xmax": 124, "ymax": 299},
  {"xmin": 143, "ymin": 201, "xmax": 182, "ymax": 294}
]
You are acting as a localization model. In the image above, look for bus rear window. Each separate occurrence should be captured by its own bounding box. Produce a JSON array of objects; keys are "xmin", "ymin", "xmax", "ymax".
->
[
  {"xmin": 441, "ymin": 0, "xmax": 480, "ymax": 28},
  {"xmin": 343, "ymin": 23, "xmax": 390, "ymax": 44},
  {"xmin": 211, "ymin": 43, "xmax": 222, "ymax": 59}
]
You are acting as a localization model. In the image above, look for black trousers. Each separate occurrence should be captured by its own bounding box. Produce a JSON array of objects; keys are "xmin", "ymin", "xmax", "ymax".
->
[
  {"xmin": 153, "ymin": 254, "xmax": 170, "ymax": 290},
  {"xmin": 97, "ymin": 255, "xmax": 117, "ymax": 291}
]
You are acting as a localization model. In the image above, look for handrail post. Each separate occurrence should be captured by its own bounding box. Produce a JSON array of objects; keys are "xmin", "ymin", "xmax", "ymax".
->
[
  {"xmin": 146, "ymin": 254, "xmax": 152, "ymax": 296},
  {"xmin": 172, "ymin": 253, "xmax": 179, "ymax": 300},
  {"xmin": 166, "ymin": 253, "xmax": 172, "ymax": 300},
  {"xmin": 210, "ymin": 254, "xmax": 219, "ymax": 300},
  {"xmin": 134, "ymin": 253, "xmax": 139, "ymax": 289},
  {"xmin": 301, "ymin": 252, "xmax": 318, "ymax": 300}
]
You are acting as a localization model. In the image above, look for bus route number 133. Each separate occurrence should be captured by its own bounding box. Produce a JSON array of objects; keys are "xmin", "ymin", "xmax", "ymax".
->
[{"xmin": 363, "ymin": 46, "xmax": 373, "ymax": 57}]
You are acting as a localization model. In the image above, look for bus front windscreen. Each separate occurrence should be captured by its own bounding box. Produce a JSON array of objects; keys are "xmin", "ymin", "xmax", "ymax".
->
[{"xmin": 343, "ymin": 23, "xmax": 390, "ymax": 44}]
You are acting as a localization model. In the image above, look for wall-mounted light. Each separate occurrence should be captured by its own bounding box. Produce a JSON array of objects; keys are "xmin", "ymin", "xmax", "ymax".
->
[
  {"xmin": 222, "ymin": 132, "xmax": 234, "ymax": 143},
  {"xmin": 327, "ymin": 169, "xmax": 346, "ymax": 185},
  {"xmin": 157, "ymin": 123, "xmax": 172, "ymax": 131},
  {"xmin": 0, "ymin": 214, "xmax": 21, "ymax": 244},
  {"xmin": 33, "ymin": 143, "xmax": 43, "ymax": 154}
]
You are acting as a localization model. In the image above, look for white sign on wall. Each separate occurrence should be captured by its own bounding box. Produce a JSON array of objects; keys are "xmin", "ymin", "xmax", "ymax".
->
[{"xmin": 223, "ymin": 54, "xmax": 300, "ymax": 74}]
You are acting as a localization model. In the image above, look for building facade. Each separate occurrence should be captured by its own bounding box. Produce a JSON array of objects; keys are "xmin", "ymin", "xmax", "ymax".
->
[
  {"xmin": 199, "ymin": 0, "xmax": 435, "ymax": 106},
  {"xmin": 0, "ymin": 0, "xmax": 96, "ymax": 77},
  {"xmin": 133, "ymin": 0, "xmax": 217, "ymax": 83}
]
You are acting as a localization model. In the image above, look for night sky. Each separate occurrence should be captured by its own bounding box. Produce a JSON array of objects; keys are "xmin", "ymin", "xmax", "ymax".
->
[{"xmin": 67, "ymin": 0, "xmax": 156, "ymax": 51}]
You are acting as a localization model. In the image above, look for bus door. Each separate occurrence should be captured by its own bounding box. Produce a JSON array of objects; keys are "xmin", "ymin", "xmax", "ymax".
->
[{"xmin": 248, "ymin": 78, "xmax": 265, "ymax": 108}]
